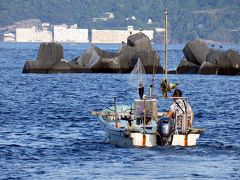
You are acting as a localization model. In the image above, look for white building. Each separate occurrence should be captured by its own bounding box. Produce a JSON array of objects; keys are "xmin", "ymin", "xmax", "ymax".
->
[
  {"xmin": 3, "ymin": 33, "xmax": 16, "ymax": 42},
  {"xmin": 42, "ymin": 23, "xmax": 50, "ymax": 30},
  {"xmin": 147, "ymin": 19, "xmax": 152, "ymax": 24},
  {"xmin": 155, "ymin": 27, "xmax": 165, "ymax": 33},
  {"xmin": 93, "ymin": 12, "xmax": 114, "ymax": 22},
  {"xmin": 16, "ymin": 26, "xmax": 52, "ymax": 42},
  {"xmin": 91, "ymin": 26, "xmax": 154, "ymax": 43},
  {"xmin": 53, "ymin": 24, "xmax": 89, "ymax": 43}
]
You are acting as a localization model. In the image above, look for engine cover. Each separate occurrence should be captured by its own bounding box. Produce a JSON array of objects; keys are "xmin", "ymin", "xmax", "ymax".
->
[{"xmin": 157, "ymin": 116, "xmax": 174, "ymax": 137}]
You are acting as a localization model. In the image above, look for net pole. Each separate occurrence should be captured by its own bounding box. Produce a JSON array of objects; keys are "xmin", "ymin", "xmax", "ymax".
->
[
  {"xmin": 164, "ymin": 8, "xmax": 168, "ymax": 97},
  {"xmin": 114, "ymin": 97, "xmax": 118, "ymax": 127}
]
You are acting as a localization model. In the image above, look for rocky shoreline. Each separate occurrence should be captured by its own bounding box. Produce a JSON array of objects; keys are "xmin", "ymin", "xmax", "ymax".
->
[
  {"xmin": 177, "ymin": 39, "xmax": 240, "ymax": 75},
  {"xmin": 23, "ymin": 33, "xmax": 163, "ymax": 74},
  {"xmin": 22, "ymin": 33, "xmax": 240, "ymax": 75}
]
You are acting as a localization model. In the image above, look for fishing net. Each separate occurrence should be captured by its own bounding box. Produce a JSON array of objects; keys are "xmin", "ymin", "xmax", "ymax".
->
[{"xmin": 129, "ymin": 58, "xmax": 146, "ymax": 89}]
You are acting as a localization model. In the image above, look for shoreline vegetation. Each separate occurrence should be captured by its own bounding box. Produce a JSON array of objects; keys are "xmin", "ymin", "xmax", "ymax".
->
[{"xmin": 0, "ymin": 0, "xmax": 239, "ymax": 43}]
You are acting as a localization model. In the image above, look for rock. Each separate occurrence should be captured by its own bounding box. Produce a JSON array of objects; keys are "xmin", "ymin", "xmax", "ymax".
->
[
  {"xmin": 198, "ymin": 61, "xmax": 218, "ymax": 74},
  {"xmin": 130, "ymin": 50, "xmax": 163, "ymax": 73},
  {"xmin": 226, "ymin": 49, "xmax": 240, "ymax": 75},
  {"xmin": 68, "ymin": 62, "xmax": 92, "ymax": 73},
  {"xmin": 48, "ymin": 60, "xmax": 71, "ymax": 73},
  {"xmin": 119, "ymin": 46, "xmax": 137, "ymax": 63},
  {"xmin": 76, "ymin": 46, "xmax": 103, "ymax": 70},
  {"xmin": 183, "ymin": 40, "xmax": 210, "ymax": 65},
  {"xmin": 72, "ymin": 33, "xmax": 162, "ymax": 73},
  {"xmin": 176, "ymin": 58, "xmax": 200, "ymax": 74},
  {"xmin": 23, "ymin": 33, "xmax": 165, "ymax": 74},
  {"xmin": 102, "ymin": 50, "xmax": 119, "ymax": 59},
  {"xmin": 22, "ymin": 61, "xmax": 47, "ymax": 73},
  {"xmin": 206, "ymin": 49, "xmax": 223, "ymax": 64},
  {"xmin": 22, "ymin": 43, "xmax": 64, "ymax": 73},
  {"xmin": 127, "ymin": 32, "xmax": 152, "ymax": 52},
  {"xmin": 37, "ymin": 43, "xmax": 64, "ymax": 68},
  {"xmin": 206, "ymin": 49, "xmax": 240, "ymax": 75},
  {"xmin": 228, "ymin": 49, "xmax": 240, "ymax": 65},
  {"xmin": 119, "ymin": 45, "xmax": 137, "ymax": 55},
  {"xmin": 74, "ymin": 46, "xmax": 119, "ymax": 72},
  {"xmin": 69, "ymin": 57, "xmax": 78, "ymax": 65},
  {"xmin": 168, "ymin": 70, "xmax": 177, "ymax": 74},
  {"xmin": 101, "ymin": 54, "xmax": 130, "ymax": 73},
  {"xmin": 180, "ymin": 40, "xmax": 240, "ymax": 75}
]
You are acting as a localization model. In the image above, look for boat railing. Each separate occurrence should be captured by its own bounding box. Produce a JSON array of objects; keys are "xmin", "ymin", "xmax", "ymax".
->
[
  {"xmin": 92, "ymin": 95, "xmax": 193, "ymax": 133},
  {"xmin": 135, "ymin": 95, "xmax": 189, "ymax": 116},
  {"xmin": 175, "ymin": 111, "xmax": 194, "ymax": 134},
  {"xmin": 144, "ymin": 95, "xmax": 189, "ymax": 101},
  {"xmin": 142, "ymin": 95, "xmax": 193, "ymax": 134}
]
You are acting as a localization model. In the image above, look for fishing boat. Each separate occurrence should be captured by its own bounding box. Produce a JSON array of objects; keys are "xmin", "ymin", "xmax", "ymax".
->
[{"xmin": 91, "ymin": 9, "xmax": 204, "ymax": 147}]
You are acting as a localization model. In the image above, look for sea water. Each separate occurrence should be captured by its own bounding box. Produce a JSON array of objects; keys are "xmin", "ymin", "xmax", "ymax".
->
[{"xmin": 0, "ymin": 42, "xmax": 239, "ymax": 179}]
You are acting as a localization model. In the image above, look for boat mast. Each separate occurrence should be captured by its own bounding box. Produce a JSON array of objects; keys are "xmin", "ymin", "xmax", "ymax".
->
[
  {"xmin": 114, "ymin": 97, "xmax": 118, "ymax": 127},
  {"xmin": 150, "ymin": 50, "xmax": 156, "ymax": 97},
  {"xmin": 164, "ymin": 8, "xmax": 168, "ymax": 97},
  {"xmin": 143, "ymin": 95, "xmax": 147, "ymax": 146},
  {"xmin": 164, "ymin": 8, "xmax": 168, "ymax": 80}
]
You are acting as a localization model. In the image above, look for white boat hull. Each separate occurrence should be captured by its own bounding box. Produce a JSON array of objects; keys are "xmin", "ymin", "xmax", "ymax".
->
[
  {"xmin": 105, "ymin": 130, "xmax": 200, "ymax": 147},
  {"xmin": 172, "ymin": 134, "xmax": 200, "ymax": 146},
  {"xmin": 105, "ymin": 129, "xmax": 157, "ymax": 147},
  {"xmin": 98, "ymin": 115, "xmax": 201, "ymax": 147}
]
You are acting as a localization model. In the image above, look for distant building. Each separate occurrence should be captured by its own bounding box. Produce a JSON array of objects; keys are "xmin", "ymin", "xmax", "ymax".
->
[
  {"xmin": 155, "ymin": 27, "xmax": 165, "ymax": 33},
  {"xmin": 3, "ymin": 33, "xmax": 15, "ymax": 42},
  {"xmin": 53, "ymin": 24, "xmax": 89, "ymax": 43},
  {"xmin": 93, "ymin": 12, "xmax": 114, "ymax": 22},
  {"xmin": 147, "ymin": 19, "xmax": 152, "ymax": 24},
  {"xmin": 16, "ymin": 26, "xmax": 52, "ymax": 42},
  {"xmin": 42, "ymin": 23, "xmax": 50, "ymax": 30},
  {"xmin": 91, "ymin": 26, "xmax": 154, "ymax": 43},
  {"xmin": 131, "ymin": 16, "xmax": 137, "ymax": 20},
  {"xmin": 9, "ymin": 21, "xmax": 160, "ymax": 43}
]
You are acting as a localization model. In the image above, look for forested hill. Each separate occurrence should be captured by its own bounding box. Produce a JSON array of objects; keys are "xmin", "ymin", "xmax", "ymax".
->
[{"xmin": 0, "ymin": 0, "xmax": 239, "ymax": 43}]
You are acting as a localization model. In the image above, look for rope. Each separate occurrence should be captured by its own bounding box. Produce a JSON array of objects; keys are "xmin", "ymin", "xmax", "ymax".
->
[{"xmin": 106, "ymin": 107, "xmax": 114, "ymax": 111}]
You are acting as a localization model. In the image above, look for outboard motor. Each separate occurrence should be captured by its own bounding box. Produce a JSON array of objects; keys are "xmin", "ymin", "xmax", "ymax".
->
[{"xmin": 157, "ymin": 117, "xmax": 175, "ymax": 145}]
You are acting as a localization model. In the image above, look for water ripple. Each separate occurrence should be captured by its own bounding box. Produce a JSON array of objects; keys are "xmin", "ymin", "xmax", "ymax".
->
[{"xmin": 0, "ymin": 43, "xmax": 239, "ymax": 179}]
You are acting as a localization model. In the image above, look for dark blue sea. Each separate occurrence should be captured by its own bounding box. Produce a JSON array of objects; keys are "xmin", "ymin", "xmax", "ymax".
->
[{"xmin": 0, "ymin": 42, "xmax": 239, "ymax": 179}]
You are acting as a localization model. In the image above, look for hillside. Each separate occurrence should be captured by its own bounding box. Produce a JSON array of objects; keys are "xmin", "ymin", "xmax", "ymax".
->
[{"xmin": 0, "ymin": 0, "xmax": 239, "ymax": 43}]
